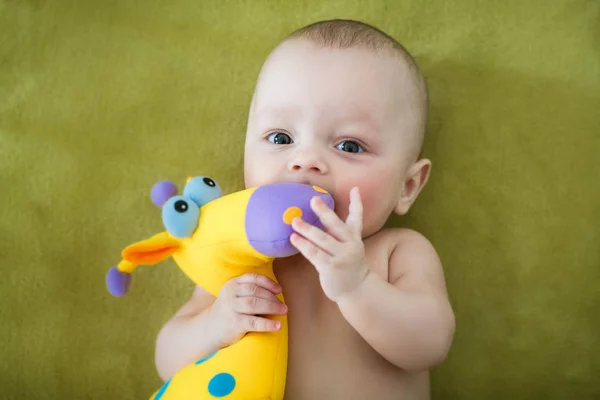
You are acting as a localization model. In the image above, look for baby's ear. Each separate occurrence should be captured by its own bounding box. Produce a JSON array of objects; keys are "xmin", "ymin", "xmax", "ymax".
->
[{"xmin": 394, "ymin": 158, "xmax": 432, "ymax": 215}]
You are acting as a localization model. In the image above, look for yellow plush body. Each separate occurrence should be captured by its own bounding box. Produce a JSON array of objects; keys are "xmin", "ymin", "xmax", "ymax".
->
[{"xmin": 107, "ymin": 178, "xmax": 333, "ymax": 399}]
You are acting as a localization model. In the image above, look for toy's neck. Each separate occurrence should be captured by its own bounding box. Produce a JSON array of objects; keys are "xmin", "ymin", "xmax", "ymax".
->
[
  {"xmin": 206, "ymin": 259, "xmax": 276, "ymax": 296},
  {"xmin": 174, "ymin": 251, "xmax": 275, "ymax": 297}
]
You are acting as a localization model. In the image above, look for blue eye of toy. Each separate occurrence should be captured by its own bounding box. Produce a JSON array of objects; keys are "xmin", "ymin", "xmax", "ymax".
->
[
  {"xmin": 183, "ymin": 176, "xmax": 223, "ymax": 207},
  {"xmin": 162, "ymin": 195, "xmax": 200, "ymax": 238},
  {"xmin": 174, "ymin": 200, "xmax": 188, "ymax": 213},
  {"xmin": 203, "ymin": 177, "xmax": 216, "ymax": 187}
]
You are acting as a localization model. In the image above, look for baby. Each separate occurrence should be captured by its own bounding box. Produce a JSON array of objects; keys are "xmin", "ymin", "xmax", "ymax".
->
[{"xmin": 155, "ymin": 19, "xmax": 455, "ymax": 399}]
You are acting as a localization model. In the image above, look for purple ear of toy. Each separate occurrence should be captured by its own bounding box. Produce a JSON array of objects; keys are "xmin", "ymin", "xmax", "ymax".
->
[
  {"xmin": 106, "ymin": 267, "xmax": 131, "ymax": 297},
  {"xmin": 151, "ymin": 180, "xmax": 178, "ymax": 207}
]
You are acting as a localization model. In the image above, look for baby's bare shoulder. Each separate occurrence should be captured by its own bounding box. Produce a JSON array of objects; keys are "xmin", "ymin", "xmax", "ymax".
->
[
  {"xmin": 364, "ymin": 227, "xmax": 437, "ymax": 258},
  {"xmin": 366, "ymin": 228, "xmax": 447, "ymax": 294}
]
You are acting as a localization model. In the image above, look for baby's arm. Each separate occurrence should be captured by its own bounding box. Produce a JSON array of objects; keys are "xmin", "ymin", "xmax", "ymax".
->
[
  {"xmin": 154, "ymin": 286, "xmax": 219, "ymax": 381},
  {"xmin": 337, "ymin": 228, "xmax": 456, "ymax": 372}
]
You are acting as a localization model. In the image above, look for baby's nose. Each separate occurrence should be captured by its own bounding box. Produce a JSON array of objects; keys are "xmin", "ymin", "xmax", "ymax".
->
[{"xmin": 288, "ymin": 149, "xmax": 328, "ymax": 174}]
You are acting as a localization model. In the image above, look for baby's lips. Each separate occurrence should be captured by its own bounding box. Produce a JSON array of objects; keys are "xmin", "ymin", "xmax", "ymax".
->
[{"xmin": 244, "ymin": 183, "xmax": 334, "ymax": 258}]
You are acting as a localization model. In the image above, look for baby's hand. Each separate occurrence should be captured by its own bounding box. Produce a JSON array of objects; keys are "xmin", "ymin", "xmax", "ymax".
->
[
  {"xmin": 290, "ymin": 187, "xmax": 369, "ymax": 302},
  {"xmin": 207, "ymin": 273, "xmax": 287, "ymax": 349}
]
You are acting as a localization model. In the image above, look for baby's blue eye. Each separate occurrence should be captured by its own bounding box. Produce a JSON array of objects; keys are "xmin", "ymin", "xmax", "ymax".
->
[
  {"xmin": 336, "ymin": 140, "xmax": 364, "ymax": 153},
  {"xmin": 183, "ymin": 176, "xmax": 223, "ymax": 207},
  {"xmin": 267, "ymin": 132, "xmax": 293, "ymax": 145},
  {"xmin": 162, "ymin": 195, "xmax": 200, "ymax": 238}
]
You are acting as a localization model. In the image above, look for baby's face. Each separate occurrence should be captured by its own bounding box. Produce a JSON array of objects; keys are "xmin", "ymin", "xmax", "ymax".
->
[{"xmin": 244, "ymin": 39, "xmax": 422, "ymax": 237}]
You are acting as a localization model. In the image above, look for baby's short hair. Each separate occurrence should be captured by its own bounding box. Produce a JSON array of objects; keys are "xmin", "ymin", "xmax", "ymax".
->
[{"xmin": 286, "ymin": 19, "xmax": 428, "ymax": 157}]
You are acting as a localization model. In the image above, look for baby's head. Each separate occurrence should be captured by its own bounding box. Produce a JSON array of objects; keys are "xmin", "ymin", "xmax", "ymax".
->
[{"xmin": 244, "ymin": 19, "xmax": 431, "ymax": 237}]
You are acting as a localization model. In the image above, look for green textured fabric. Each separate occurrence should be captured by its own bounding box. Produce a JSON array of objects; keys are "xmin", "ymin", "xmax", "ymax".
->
[{"xmin": 1, "ymin": 1, "xmax": 599, "ymax": 399}]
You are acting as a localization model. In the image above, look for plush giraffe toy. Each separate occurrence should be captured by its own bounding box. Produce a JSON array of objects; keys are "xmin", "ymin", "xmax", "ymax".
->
[{"xmin": 105, "ymin": 176, "xmax": 334, "ymax": 400}]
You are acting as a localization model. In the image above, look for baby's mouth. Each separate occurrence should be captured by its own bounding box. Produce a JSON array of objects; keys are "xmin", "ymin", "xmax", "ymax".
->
[{"xmin": 282, "ymin": 179, "xmax": 329, "ymax": 193}]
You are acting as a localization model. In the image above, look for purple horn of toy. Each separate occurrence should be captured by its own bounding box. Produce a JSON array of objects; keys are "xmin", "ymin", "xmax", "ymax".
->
[{"xmin": 151, "ymin": 180, "xmax": 178, "ymax": 207}]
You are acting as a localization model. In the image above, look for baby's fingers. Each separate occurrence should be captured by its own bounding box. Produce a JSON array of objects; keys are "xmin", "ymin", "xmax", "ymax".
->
[
  {"xmin": 235, "ymin": 283, "xmax": 283, "ymax": 303},
  {"xmin": 234, "ymin": 296, "xmax": 288, "ymax": 316},
  {"xmin": 345, "ymin": 187, "xmax": 363, "ymax": 236},
  {"xmin": 235, "ymin": 272, "xmax": 282, "ymax": 294},
  {"xmin": 242, "ymin": 315, "xmax": 282, "ymax": 332}
]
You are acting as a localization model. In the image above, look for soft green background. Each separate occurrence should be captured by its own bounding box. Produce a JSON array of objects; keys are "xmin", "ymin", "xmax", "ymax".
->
[{"xmin": 1, "ymin": 0, "xmax": 598, "ymax": 399}]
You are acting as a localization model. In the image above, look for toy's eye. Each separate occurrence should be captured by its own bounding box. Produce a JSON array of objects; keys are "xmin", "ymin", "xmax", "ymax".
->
[
  {"xmin": 162, "ymin": 195, "xmax": 200, "ymax": 238},
  {"xmin": 203, "ymin": 177, "xmax": 216, "ymax": 187},
  {"xmin": 183, "ymin": 176, "xmax": 223, "ymax": 207},
  {"xmin": 174, "ymin": 200, "xmax": 188, "ymax": 213}
]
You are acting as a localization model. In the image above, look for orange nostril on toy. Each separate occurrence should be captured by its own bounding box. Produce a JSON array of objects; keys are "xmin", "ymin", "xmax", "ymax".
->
[
  {"xmin": 312, "ymin": 185, "xmax": 327, "ymax": 194},
  {"xmin": 282, "ymin": 206, "xmax": 302, "ymax": 225}
]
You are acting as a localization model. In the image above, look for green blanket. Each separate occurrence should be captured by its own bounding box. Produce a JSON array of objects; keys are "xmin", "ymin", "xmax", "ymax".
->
[{"xmin": 1, "ymin": 1, "xmax": 598, "ymax": 398}]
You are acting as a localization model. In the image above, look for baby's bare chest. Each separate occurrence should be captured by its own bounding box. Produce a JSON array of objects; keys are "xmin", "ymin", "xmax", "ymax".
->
[{"xmin": 274, "ymin": 256, "xmax": 429, "ymax": 400}]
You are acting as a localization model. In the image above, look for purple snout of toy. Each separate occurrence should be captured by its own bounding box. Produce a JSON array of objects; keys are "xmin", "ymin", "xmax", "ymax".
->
[{"xmin": 244, "ymin": 183, "xmax": 335, "ymax": 258}]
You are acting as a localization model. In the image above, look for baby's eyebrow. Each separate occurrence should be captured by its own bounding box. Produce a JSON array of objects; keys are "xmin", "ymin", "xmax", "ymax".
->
[
  {"xmin": 252, "ymin": 105, "xmax": 383, "ymax": 137},
  {"xmin": 254, "ymin": 106, "xmax": 301, "ymax": 119},
  {"xmin": 339, "ymin": 111, "xmax": 382, "ymax": 134}
]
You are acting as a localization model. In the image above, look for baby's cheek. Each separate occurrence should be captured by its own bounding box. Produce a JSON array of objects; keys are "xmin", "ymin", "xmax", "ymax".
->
[
  {"xmin": 333, "ymin": 179, "xmax": 379, "ymax": 221},
  {"xmin": 340, "ymin": 175, "xmax": 396, "ymax": 236},
  {"xmin": 244, "ymin": 159, "xmax": 279, "ymax": 189},
  {"xmin": 357, "ymin": 183, "xmax": 381, "ymax": 216}
]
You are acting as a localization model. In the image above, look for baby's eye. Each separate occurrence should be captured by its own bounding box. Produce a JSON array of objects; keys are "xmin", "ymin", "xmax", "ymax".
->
[
  {"xmin": 336, "ymin": 140, "xmax": 364, "ymax": 153},
  {"xmin": 267, "ymin": 131, "xmax": 293, "ymax": 145}
]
